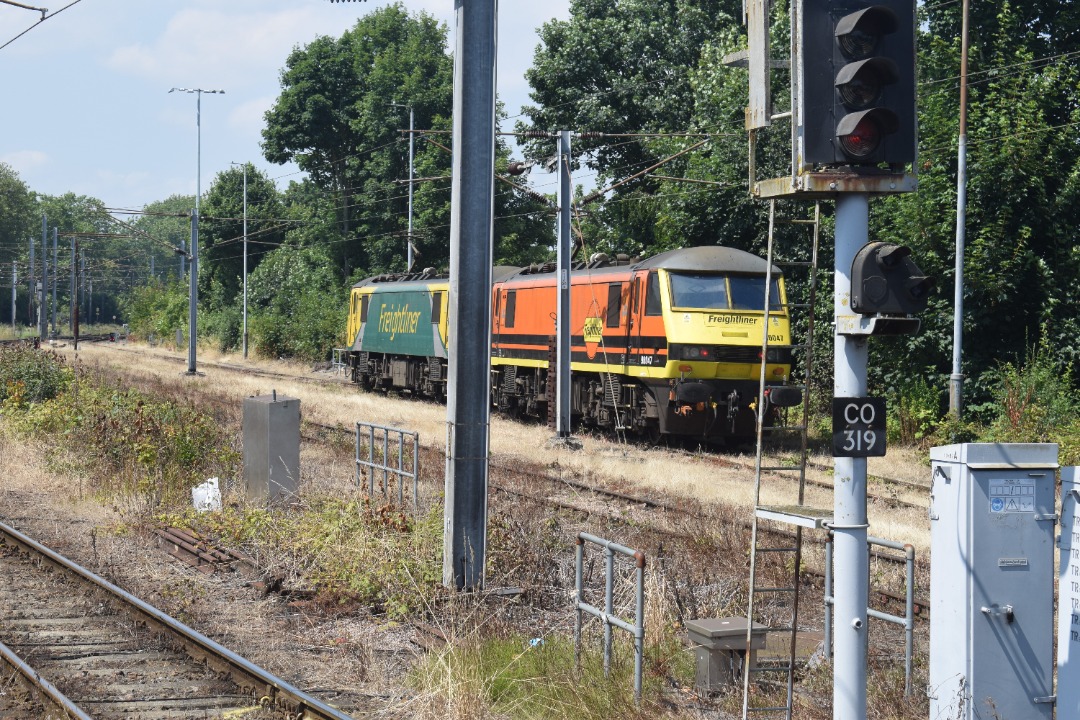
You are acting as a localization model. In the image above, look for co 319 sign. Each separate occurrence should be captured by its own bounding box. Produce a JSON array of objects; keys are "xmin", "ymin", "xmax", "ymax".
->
[{"xmin": 832, "ymin": 397, "xmax": 886, "ymax": 458}]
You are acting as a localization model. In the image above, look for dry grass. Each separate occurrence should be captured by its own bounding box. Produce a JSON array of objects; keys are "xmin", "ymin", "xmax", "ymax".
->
[{"xmin": 52, "ymin": 341, "xmax": 932, "ymax": 556}]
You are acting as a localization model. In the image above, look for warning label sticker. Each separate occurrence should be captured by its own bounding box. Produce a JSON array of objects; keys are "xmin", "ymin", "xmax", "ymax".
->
[{"xmin": 989, "ymin": 479, "xmax": 1036, "ymax": 513}]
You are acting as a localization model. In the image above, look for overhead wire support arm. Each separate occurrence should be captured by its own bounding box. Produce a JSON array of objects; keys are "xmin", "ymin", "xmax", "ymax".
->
[
  {"xmin": 579, "ymin": 138, "xmax": 711, "ymax": 206},
  {"xmin": 0, "ymin": 0, "xmax": 82, "ymax": 51},
  {"xmin": 0, "ymin": 0, "xmax": 47, "ymax": 17}
]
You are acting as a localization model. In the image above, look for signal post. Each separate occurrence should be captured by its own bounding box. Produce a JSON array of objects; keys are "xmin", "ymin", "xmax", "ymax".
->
[{"xmin": 738, "ymin": 0, "xmax": 924, "ymax": 717}]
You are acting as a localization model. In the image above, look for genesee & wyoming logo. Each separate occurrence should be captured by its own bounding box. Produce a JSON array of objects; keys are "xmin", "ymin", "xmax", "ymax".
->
[{"xmin": 378, "ymin": 303, "xmax": 423, "ymax": 340}]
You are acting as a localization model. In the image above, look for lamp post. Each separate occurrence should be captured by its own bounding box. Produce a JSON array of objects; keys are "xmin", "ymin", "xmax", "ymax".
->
[
  {"xmin": 231, "ymin": 161, "xmax": 249, "ymax": 359},
  {"xmin": 390, "ymin": 102, "xmax": 415, "ymax": 272},
  {"xmin": 170, "ymin": 86, "xmax": 224, "ymax": 374}
]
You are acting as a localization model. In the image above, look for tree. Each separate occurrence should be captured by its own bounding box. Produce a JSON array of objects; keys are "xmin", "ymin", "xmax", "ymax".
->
[
  {"xmin": 131, "ymin": 195, "xmax": 197, "ymax": 283},
  {"xmin": 520, "ymin": 0, "xmax": 743, "ymax": 249},
  {"xmin": 246, "ymin": 242, "xmax": 343, "ymax": 361},
  {"xmin": 0, "ymin": 163, "xmax": 37, "ymax": 327},
  {"xmin": 0, "ymin": 163, "xmax": 35, "ymax": 263},
  {"xmin": 262, "ymin": 3, "xmax": 454, "ymax": 275},
  {"xmin": 199, "ymin": 164, "xmax": 284, "ymax": 302}
]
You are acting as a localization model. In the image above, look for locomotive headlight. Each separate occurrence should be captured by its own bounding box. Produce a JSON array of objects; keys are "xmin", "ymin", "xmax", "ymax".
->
[
  {"xmin": 673, "ymin": 345, "xmax": 713, "ymax": 361},
  {"xmin": 761, "ymin": 348, "xmax": 793, "ymax": 363}
]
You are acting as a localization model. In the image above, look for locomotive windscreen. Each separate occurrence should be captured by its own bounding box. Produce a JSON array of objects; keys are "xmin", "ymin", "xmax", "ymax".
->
[{"xmin": 669, "ymin": 272, "xmax": 781, "ymax": 311}]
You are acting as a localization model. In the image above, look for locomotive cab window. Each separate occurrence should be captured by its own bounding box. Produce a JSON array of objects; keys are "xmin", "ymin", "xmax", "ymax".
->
[
  {"xmin": 360, "ymin": 295, "xmax": 370, "ymax": 323},
  {"xmin": 606, "ymin": 283, "xmax": 623, "ymax": 328},
  {"xmin": 431, "ymin": 292, "xmax": 444, "ymax": 324},
  {"xmin": 669, "ymin": 272, "xmax": 729, "ymax": 310},
  {"xmin": 729, "ymin": 275, "xmax": 781, "ymax": 311},
  {"xmin": 645, "ymin": 272, "xmax": 663, "ymax": 316},
  {"xmin": 504, "ymin": 290, "xmax": 517, "ymax": 328}
]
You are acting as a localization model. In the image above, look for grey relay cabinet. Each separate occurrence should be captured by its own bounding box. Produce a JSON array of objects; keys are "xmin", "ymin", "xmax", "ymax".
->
[
  {"xmin": 242, "ymin": 392, "xmax": 300, "ymax": 503},
  {"xmin": 929, "ymin": 443, "xmax": 1057, "ymax": 719},
  {"xmin": 1058, "ymin": 467, "xmax": 1080, "ymax": 717}
]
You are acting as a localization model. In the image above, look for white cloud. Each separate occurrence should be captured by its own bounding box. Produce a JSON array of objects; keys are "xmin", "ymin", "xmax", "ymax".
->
[
  {"xmin": 1, "ymin": 150, "xmax": 48, "ymax": 172},
  {"xmin": 105, "ymin": 7, "xmax": 353, "ymax": 88}
]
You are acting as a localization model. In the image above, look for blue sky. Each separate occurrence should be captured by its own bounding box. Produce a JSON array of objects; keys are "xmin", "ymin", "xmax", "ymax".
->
[{"xmin": 0, "ymin": 0, "xmax": 570, "ymax": 210}]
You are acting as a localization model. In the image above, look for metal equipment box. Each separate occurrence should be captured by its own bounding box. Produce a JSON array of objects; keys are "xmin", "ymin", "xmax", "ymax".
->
[
  {"xmin": 929, "ymin": 443, "xmax": 1057, "ymax": 719},
  {"xmin": 242, "ymin": 392, "xmax": 300, "ymax": 503},
  {"xmin": 685, "ymin": 617, "xmax": 767, "ymax": 692},
  {"xmin": 1058, "ymin": 466, "xmax": 1080, "ymax": 716}
]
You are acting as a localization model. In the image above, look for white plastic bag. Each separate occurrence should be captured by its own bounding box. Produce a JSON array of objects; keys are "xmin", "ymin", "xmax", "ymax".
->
[{"xmin": 192, "ymin": 477, "xmax": 222, "ymax": 512}]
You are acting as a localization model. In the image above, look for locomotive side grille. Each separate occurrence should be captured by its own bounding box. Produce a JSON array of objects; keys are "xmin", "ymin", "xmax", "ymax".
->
[
  {"xmin": 502, "ymin": 365, "xmax": 517, "ymax": 393},
  {"xmin": 603, "ymin": 374, "xmax": 621, "ymax": 406}
]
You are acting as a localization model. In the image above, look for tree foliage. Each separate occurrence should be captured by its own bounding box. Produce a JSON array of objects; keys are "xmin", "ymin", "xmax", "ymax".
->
[
  {"xmin": 262, "ymin": 3, "xmax": 454, "ymax": 275},
  {"xmin": 868, "ymin": 0, "xmax": 1080, "ymax": 409},
  {"xmin": 262, "ymin": 3, "xmax": 553, "ymax": 277},
  {"xmin": 199, "ymin": 164, "xmax": 285, "ymax": 302}
]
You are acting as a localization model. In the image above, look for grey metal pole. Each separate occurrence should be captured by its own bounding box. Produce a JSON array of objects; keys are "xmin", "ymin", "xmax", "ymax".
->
[
  {"xmin": 39, "ymin": 214, "xmax": 47, "ymax": 338},
  {"xmin": 832, "ymin": 193, "xmax": 870, "ymax": 720},
  {"xmin": 69, "ymin": 236, "xmax": 74, "ymax": 334},
  {"xmin": 556, "ymin": 130, "xmax": 572, "ymax": 437},
  {"xmin": 443, "ymin": 0, "xmax": 497, "ymax": 592},
  {"xmin": 51, "ymin": 227, "xmax": 57, "ymax": 335},
  {"xmin": 188, "ymin": 209, "xmax": 198, "ymax": 374},
  {"xmin": 73, "ymin": 239, "xmax": 80, "ymax": 350},
  {"xmin": 10, "ymin": 262, "xmax": 15, "ymax": 336},
  {"xmin": 241, "ymin": 163, "xmax": 248, "ymax": 358},
  {"xmin": 191, "ymin": 90, "xmax": 201, "ymax": 374},
  {"xmin": 407, "ymin": 106, "xmax": 415, "ymax": 272},
  {"xmin": 603, "ymin": 546, "xmax": 614, "ymax": 675},
  {"xmin": 232, "ymin": 160, "xmax": 249, "ymax": 358},
  {"xmin": 28, "ymin": 234, "xmax": 34, "ymax": 327},
  {"xmin": 950, "ymin": 0, "xmax": 970, "ymax": 419},
  {"xmin": 170, "ymin": 87, "xmax": 223, "ymax": 372}
]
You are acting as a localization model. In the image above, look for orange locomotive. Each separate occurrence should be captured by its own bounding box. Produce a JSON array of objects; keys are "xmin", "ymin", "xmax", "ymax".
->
[{"xmin": 490, "ymin": 246, "xmax": 794, "ymax": 444}]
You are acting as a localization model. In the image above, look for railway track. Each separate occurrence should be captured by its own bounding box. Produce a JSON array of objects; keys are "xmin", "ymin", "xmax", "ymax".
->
[{"xmin": 0, "ymin": 519, "xmax": 354, "ymax": 720}]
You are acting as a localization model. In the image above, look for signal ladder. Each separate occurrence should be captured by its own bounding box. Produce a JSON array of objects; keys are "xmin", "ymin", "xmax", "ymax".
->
[{"xmin": 741, "ymin": 201, "xmax": 831, "ymax": 720}]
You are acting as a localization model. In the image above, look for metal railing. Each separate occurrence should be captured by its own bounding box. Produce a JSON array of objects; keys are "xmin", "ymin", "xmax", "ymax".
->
[
  {"xmin": 355, "ymin": 421, "xmax": 419, "ymax": 511},
  {"xmin": 573, "ymin": 531, "xmax": 646, "ymax": 704},
  {"xmin": 824, "ymin": 533, "xmax": 916, "ymax": 696},
  {"xmin": 331, "ymin": 348, "xmax": 347, "ymax": 375}
]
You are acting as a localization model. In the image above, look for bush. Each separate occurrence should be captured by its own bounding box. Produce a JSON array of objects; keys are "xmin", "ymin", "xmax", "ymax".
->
[
  {"xmin": 983, "ymin": 335, "xmax": 1075, "ymax": 444},
  {"xmin": 0, "ymin": 347, "xmax": 72, "ymax": 408},
  {"xmin": 120, "ymin": 279, "xmax": 190, "ymax": 342},
  {"xmin": 5, "ymin": 371, "xmax": 238, "ymax": 508},
  {"xmin": 887, "ymin": 375, "xmax": 942, "ymax": 447},
  {"xmin": 247, "ymin": 243, "xmax": 345, "ymax": 361}
]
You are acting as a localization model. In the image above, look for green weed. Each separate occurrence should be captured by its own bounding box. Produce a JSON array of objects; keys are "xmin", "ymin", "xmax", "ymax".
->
[{"xmin": 164, "ymin": 496, "xmax": 445, "ymax": 618}]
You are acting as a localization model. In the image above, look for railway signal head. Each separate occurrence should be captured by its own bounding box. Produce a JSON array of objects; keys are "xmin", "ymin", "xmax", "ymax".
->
[
  {"xmin": 799, "ymin": 0, "xmax": 917, "ymax": 169},
  {"xmin": 851, "ymin": 242, "xmax": 932, "ymax": 327}
]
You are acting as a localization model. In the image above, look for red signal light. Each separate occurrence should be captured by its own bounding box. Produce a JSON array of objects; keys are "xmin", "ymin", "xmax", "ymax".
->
[{"xmin": 837, "ymin": 108, "xmax": 898, "ymax": 159}]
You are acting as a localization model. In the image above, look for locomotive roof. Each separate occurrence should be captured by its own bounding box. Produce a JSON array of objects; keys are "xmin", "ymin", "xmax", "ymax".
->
[
  {"xmin": 351, "ymin": 265, "xmax": 521, "ymax": 289},
  {"xmin": 635, "ymin": 246, "xmax": 780, "ymax": 274}
]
